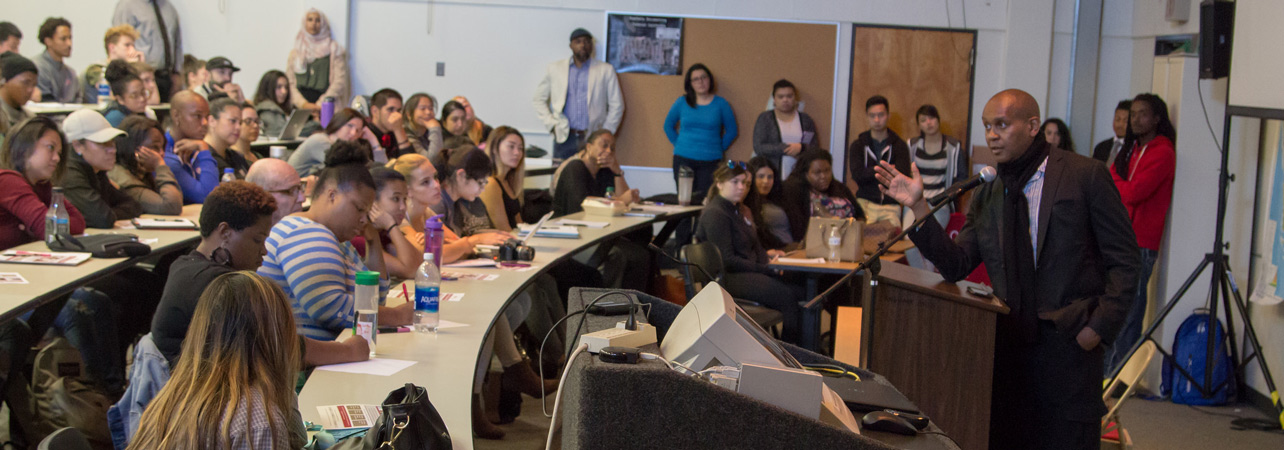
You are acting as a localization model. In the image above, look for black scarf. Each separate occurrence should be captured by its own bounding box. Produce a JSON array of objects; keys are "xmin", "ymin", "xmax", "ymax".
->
[{"xmin": 997, "ymin": 141, "xmax": 1049, "ymax": 342}]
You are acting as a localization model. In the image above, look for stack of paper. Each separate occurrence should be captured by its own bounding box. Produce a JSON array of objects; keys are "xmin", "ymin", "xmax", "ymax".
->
[{"xmin": 516, "ymin": 224, "xmax": 580, "ymax": 239}]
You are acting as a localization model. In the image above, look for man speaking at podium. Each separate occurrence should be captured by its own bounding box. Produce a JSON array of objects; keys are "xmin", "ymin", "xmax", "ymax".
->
[{"xmin": 875, "ymin": 89, "xmax": 1139, "ymax": 449}]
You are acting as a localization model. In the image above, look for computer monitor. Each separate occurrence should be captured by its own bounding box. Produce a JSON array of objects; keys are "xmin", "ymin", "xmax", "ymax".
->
[{"xmin": 660, "ymin": 282, "xmax": 860, "ymax": 433}]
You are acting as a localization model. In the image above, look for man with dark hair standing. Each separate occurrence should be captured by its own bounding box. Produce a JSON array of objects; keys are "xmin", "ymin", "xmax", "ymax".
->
[
  {"xmin": 533, "ymin": 27, "xmax": 625, "ymax": 160},
  {"xmin": 0, "ymin": 22, "xmax": 21, "ymax": 54},
  {"xmin": 876, "ymin": 89, "xmax": 1139, "ymax": 449},
  {"xmin": 1093, "ymin": 100, "xmax": 1132, "ymax": 166},
  {"xmin": 32, "ymin": 17, "xmax": 81, "ymax": 103},
  {"xmin": 849, "ymin": 94, "xmax": 910, "ymax": 227},
  {"xmin": 369, "ymin": 88, "xmax": 410, "ymax": 161},
  {"xmin": 113, "ymin": 0, "xmax": 183, "ymax": 101}
]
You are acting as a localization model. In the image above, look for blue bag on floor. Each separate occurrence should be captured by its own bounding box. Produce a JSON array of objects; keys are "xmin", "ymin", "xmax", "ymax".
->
[{"xmin": 1162, "ymin": 309, "xmax": 1236, "ymax": 405}]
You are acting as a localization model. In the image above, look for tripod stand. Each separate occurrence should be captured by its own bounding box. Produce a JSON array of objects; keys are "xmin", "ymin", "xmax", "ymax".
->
[{"xmin": 1103, "ymin": 108, "xmax": 1284, "ymax": 428}]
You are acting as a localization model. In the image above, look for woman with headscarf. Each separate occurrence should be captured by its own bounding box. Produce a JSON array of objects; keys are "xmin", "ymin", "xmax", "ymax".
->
[{"xmin": 285, "ymin": 8, "xmax": 350, "ymax": 111}]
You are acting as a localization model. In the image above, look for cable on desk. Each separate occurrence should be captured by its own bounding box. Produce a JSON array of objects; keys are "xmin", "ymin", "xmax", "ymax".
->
[
  {"xmin": 802, "ymin": 363, "xmax": 861, "ymax": 381},
  {"xmin": 540, "ymin": 309, "xmax": 585, "ymax": 417},
  {"xmin": 545, "ymin": 343, "xmax": 588, "ymax": 450},
  {"xmin": 565, "ymin": 290, "xmax": 638, "ymax": 360}
]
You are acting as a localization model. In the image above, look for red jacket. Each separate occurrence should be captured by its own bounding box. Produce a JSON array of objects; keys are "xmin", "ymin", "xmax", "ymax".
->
[
  {"xmin": 1111, "ymin": 135, "xmax": 1175, "ymax": 251},
  {"xmin": 0, "ymin": 170, "xmax": 87, "ymax": 250}
]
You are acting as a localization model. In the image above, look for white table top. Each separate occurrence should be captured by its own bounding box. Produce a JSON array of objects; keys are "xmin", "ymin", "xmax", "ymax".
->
[
  {"xmin": 0, "ymin": 204, "xmax": 202, "ymax": 322},
  {"xmin": 296, "ymin": 207, "xmax": 700, "ymax": 449}
]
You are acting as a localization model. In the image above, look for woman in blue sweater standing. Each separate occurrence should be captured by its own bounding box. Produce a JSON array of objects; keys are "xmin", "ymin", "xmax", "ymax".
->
[{"xmin": 664, "ymin": 63, "xmax": 738, "ymax": 200}]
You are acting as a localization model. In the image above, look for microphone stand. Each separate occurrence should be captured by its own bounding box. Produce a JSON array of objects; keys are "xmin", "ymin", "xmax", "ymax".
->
[{"xmin": 800, "ymin": 191, "xmax": 959, "ymax": 352}]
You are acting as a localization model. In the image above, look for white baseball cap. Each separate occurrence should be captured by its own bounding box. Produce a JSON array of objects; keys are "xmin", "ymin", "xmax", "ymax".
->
[{"xmin": 63, "ymin": 109, "xmax": 125, "ymax": 143}]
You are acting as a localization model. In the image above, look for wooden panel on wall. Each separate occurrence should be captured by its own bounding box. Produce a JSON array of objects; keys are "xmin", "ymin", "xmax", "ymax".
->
[
  {"xmin": 615, "ymin": 19, "xmax": 838, "ymax": 169},
  {"xmin": 846, "ymin": 26, "xmax": 975, "ymax": 183}
]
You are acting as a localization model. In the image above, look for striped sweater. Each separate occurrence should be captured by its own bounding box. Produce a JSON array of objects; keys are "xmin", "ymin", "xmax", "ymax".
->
[{"xmin": 258, "ymin": 216, "xmax": 389, "ymax": 340}]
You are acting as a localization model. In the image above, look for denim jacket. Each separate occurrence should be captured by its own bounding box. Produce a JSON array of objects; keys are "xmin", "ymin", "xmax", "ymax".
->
[{"xmin": 108, "ymin": 333, "xmax": 170, "ymax": 450}]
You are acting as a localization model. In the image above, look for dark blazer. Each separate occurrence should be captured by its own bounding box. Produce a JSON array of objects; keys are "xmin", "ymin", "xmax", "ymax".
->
[
  {"xmin": 694, "ymin": 195, "xmax": 773, "ymax": 275},
  {"xmin": 908, "ymin": 147, "xmax": 1139, "ymax": 433},
  {"xmin": 1092, "ymin": 137, "xmax": 1119, "ymax": 163},
  {"xmin": 751, "ymin": 110, "xmax": 820, "ymax": 171},
  {"xmin": 908, "ymin": 148, "xmax": 1139, "ymax": 341}
]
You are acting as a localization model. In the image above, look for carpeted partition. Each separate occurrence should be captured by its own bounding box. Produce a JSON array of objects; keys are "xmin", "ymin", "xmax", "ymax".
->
[{"xmin": 560, "ymin": 288, "xmax": 958, "ymax": 449}]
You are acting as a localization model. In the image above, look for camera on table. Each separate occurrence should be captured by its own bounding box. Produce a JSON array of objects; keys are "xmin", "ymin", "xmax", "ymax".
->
[{"xmin": 497, "ymin": 239, "xmax": 535, "ymax": 262}]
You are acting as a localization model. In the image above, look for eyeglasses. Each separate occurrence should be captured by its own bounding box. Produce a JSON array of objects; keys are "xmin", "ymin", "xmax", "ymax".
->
[
  {"xmin": 241, "ymin": 118, "xmax": 263, "ymax": 127},
  {"xmin": 268, "ymin": 185, "xmax": 303, "ymax": 197},
  {"xmin": 726, "ymin": 160, "xmax": 747, "ymax": 170}
]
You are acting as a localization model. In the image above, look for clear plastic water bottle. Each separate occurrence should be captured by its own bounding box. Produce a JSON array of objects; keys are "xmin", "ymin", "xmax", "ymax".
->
[
  {"xmin": 354, "ymin": 271, "xmax": 379, "ymax": 358},
  {"xmin": 414, "ymin": 252, "xmax": 441, "ymax": 333},
  {"xmin": 44, "ymin": 187, "xmax": 70, "ymax": 245},
  {"xmin": 221, "ymin": 168, "xmax": 236, "ymax": 183},
  {"xmin": 826, "ymin": 224, "xmax": 843, "ymax": 263}
]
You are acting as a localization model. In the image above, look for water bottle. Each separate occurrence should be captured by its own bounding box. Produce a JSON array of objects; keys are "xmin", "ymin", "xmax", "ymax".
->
[
  {"xmin": 604, "ymin": 186, "xmax": 615, "ymax": 200},
  {"xmin": 44, "ymin": 187, "xmax": 70, "ymax": 245},
  {"xmin": 414, "ymin": 252, "xmax": 441, "ymax": 333},
  {"xmin": 424, "ymin": 214, "xmax": 444, "ymax": 269},
  {"xmin": 353, "ymin": 271, "xmax": 380, "ymax": 357},
  {"xmin": 320, "ymin": 97, "xmax": 336, "ymax": 128},
  {"xmin": 826, "ymin": 224, "xmax": 843, "ymax": 263},
  {"xmin": 221, "ymin": 168, "xmax": 236, "ymax": 183},
  {"xmin": 677, "ymin": 166, "xmax": 694, "ymax": 206},
  {"xmin": 96, "ymin": 78, "xmax": 110, "ymax": 106}
]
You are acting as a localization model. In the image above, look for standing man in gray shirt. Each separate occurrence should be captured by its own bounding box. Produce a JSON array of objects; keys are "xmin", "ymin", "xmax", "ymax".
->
[
  {"xmin": 113, "ymin": 0, "xmax": 182, "ymax": 101},
  {"xmin": 32, "ymin": 17, "xmax": 81, "ymax": 104},
  {"xmin": 533, "ymin": 28, "xmax": 624, "ymax": 160}
]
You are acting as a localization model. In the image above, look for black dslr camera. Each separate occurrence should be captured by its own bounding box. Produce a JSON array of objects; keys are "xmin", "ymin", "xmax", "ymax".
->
[{"xmin": 497, "ymin": 239, "xmax": 535, "ymax": 261}]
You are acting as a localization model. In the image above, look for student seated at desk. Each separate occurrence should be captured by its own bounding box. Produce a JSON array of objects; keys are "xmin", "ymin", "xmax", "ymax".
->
[
  {"xmin": 480, "ymin": 126, "xmax": 527, "ymax": 232},
  {"xmin": 781, "ymin": 148, "xmax": 864, "ymax": 242},
  {"xmin": 744, "ymin": 156, "xmax": 794, "ymax": 251},
  {"xmin": 153, "ymin": 182, "xmax": 369, "ymax": 367},
  {"xmin": 288, "ymin": 107, "xmax": 379, "ymax": 177},
  {"xmin": 363, "ymin": 167, "xmax": 421, "ymax": 279},
  {"xmin": 403, "ymin": 92, "xmax": 443, "ymax": 160},
  {"xmin": 129, "ymin": 271, "xmax": 308, "ymax": 450},
  {"xmin": 108, "ymin": 116, "xmax": 182, "ymax": 215},
  {"xmin": 252, "ymin": 70, "xmax": 296, "ymax": 138},
  {"xmin": 230, "ymin": 102, "xmax": 261, "ymax": 165},
  {"xmin": 60, "ymin": 109, "xmax": 143, "ymax": 228},
  {"xmin": 100, "ymin": 60, "xmax": 149, "ymax": 128},
  {"xmin": 203, "ymin": 97, "xmax": 250, "ymax": 179},
  {"xmin": 695, "ymin": 162, "xmax": 805, "ymax": 343},
  {"xmin": 258, "ymin": 142, "xmax": 410, "ymax": 340},
  {"xmin": 550, "ymin": 130, "xmax": 650, "ymax": 291},
  {"xmin": 164, "ymin": 91, "xmax": 219, "ymax": 204},
  {"xmin": 0, "ymin": 117, "xmax": 125, "ymax": 394},
  {"xmin": 0, "ymin": 51, "xmax": 38, "ymax": 131}
]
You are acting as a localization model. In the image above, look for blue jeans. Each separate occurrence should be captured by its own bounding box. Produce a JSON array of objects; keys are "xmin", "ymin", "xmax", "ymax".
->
[
  {"xmin": 1105, "ymin": 247, "xmax": 1158, "ymax": 376},
  {"xmin": 553, "ymin": 133, "xmax": 586, "ymax": 160},
  {"xmin": 20, "ymin": 287, "xmax": 124, "ymax": 394}
]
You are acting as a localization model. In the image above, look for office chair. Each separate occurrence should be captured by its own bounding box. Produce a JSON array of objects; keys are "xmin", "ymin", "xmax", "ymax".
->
[{"xmin": 679, "ymin": 242, "xmax": 784, "ymax": 337}]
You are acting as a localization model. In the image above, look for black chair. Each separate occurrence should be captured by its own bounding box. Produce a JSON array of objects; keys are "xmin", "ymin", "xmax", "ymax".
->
[
  {"xmin": 679, "ymin": 242, "xmax": 783, "ymax": 337},
  {"xmin": 38, "ymin": 428, "xmax": 91, "ymax": 450}
]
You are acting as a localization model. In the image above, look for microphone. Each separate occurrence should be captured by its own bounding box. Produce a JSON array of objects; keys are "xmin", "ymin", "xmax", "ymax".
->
[
  {"xmin": 646, "ymin": 243, "xmax": 716, "ymax": 283},
  {"xmin": 927, "ymin": 166, "xmax": 997, "ymax": 207}
]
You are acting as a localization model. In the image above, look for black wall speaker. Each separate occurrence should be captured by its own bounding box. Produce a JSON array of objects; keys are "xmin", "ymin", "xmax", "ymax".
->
[{"xmin": 1199, "ymin": 0, "xmax": 1234, "ymax": 79}]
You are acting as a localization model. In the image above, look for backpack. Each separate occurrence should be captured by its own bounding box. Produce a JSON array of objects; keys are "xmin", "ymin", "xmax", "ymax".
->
[
  {"xmin": 1161, "ymin": 309, "xmax": 1237, "ymax": 405},
  {"xmin": 30, "ymin": 337, "xmax": 114, "ymax": 449}
]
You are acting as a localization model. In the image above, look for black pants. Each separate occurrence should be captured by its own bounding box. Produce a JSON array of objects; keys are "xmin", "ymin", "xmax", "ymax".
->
[
  {"xmin": 722, "ymin": 272, "xmax": 805, "ymax": 344},
  {"xmin": 989, "ymin": 321, "xmax": 1104, "ymax": 450}
]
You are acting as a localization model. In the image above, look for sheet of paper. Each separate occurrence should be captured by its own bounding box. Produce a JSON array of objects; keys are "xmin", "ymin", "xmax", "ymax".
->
[
  {"xmin": 315, "ymin": 358, "xmax": 416, "ymax": 376},
  {"xmin": 443, "ymin": 293, "xmax": 465, "ymax": 302},
  {"xmin": 315, "ymin": 404, "xmax": 383, "ymax": 430},
  {"xmin": 555, "ymin": 219, "xmax": 609, "ymax": 228},
  {"xmin": 437, "ymin": 319, "xmax": 468, "ymax": 329},
  {"xmin": 441, "ymin": 271, "xmax": 498, "ymax": 281},
  {"xmin": 0, "ymin": 273, "xmax": 28, "ymax": 284},
  {"xmin": 776, "ymin": 257, "xmax": 827, "ymax": 264},
  {"xmin": 444, "ymin": 258, "xmax": 498, "ymax": 268},
  {"xmin": 0, "ymin": 251, "xmax": 91, "ymax": 266}
]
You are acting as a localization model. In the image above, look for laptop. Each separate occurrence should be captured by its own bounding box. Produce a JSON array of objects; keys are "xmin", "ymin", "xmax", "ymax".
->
[
  {"xmin": 276, "ymin": 109, "xmax": 312, "ymax": 141},
  {"xmin": 821, "ymin": 375, "xmax": 921, "ymax": 415}
]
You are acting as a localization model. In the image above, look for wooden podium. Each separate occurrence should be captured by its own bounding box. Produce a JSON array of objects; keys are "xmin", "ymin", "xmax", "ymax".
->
[{"xmin": 852, "ymin": 261, "xmax": 1008, "ymax": 450}]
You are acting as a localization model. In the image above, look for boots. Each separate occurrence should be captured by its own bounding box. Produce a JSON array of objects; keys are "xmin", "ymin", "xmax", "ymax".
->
[
  {"xmin": 502, "ymin": 358, "xmax": 559, "ymax": 398},
  {"xmin": 471, "ymin": 393, "xmax": 504, "ymax": 440}
]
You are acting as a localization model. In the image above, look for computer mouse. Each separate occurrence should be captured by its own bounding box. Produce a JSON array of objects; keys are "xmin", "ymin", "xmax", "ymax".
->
[{"xmin": 861, "ymin": 411, "xmax": 918, "ymax": 436}]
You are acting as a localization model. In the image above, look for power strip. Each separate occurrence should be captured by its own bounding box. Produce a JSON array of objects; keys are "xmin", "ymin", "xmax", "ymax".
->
[{"xmin": 581, "ymin": 322, "xmax": 657, "ymax": 353}]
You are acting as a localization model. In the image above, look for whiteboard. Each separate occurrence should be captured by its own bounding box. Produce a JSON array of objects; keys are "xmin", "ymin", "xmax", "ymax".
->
[{"xmin": 1228, "ymin": 0, "xmax": 1284, "ymax": 114}]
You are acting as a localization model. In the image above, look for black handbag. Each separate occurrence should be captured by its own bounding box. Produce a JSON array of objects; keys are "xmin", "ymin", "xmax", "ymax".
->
[
  {"xmin": 333, "ymin": 383, "xmax": 451, "ymax": 450},
  {"xmin": 47, "ymin": 232, "xmax": 150, "ymax": 258}
]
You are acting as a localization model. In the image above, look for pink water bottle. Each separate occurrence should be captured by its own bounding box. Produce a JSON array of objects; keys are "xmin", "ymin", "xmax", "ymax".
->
[{"xmin": 425, "ymin": 214, "xmax": 444, "ymax": 268}]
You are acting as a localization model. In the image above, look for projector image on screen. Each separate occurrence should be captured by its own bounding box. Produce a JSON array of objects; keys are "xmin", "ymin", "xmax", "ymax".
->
[{"xmin": 661, "ymin": 282, "xmax": 861, "ymax": 434}]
